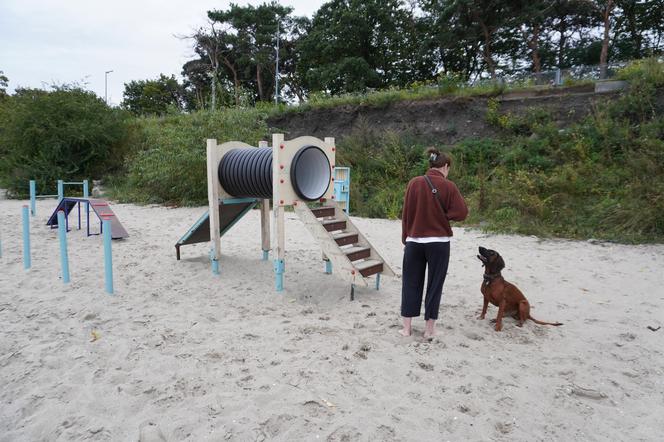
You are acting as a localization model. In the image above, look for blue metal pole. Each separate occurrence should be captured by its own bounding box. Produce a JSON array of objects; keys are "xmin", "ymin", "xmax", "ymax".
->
[
  {"xmin": 57, "ymin": 210, "xmax": 70, "ymax": 283},
  {"xmin": 29, "ymin": 180, "xmax": 36, "ymax": 216},
  {"xmin": 375, "ymin": 273, "xmax": 381, "ymax": 290},
  {"xmin": 103, "ymin": 219, "xmax": 114, "ymax": 294},
  {"xmin": 22, "ymin": 206, "xmax": 31, "ymax": 270},
  {"xmin": 83, "ymin": 180, "xmax": 89, "ymax": 198},
  {"xmin": 262, "ymin": 250, "xmax": 269, "ymax": 261},
  {"xmin": 325, "ymin": 260, "xmax": 332, "ymax": 274},
  {"xmin": 210, "ymin": 247, "xmax": 220, "ymax": 275},
  {"xmin": 57, "ymin": 180, "xmax": 64, "ymax": 200},
  {"xmin": 274, "ymin": 259, "xmax": 285, "ymax": 291}
]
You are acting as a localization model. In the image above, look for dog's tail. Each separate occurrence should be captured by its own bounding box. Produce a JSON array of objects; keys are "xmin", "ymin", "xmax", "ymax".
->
[{"xmin": 528, "ymin": 315, "xmax": 563, "ymax": 326}]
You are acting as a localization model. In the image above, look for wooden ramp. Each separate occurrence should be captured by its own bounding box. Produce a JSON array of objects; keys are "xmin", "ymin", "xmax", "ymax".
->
[
  {"xmin": 175, "ymin": 198, "xmax": 257, "ymax": 260},
  {"xmin": 46, "ymin": 197, "xmax": 129, "ymax": 239},
  {"xmin": 294, "ymin": 202, "xmax": 395, "ymax": 295}
]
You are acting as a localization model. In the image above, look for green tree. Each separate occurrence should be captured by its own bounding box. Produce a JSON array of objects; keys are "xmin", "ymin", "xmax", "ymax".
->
[
  {"xmin": 206, "ymin": 2, "xmax": 299, "ymax": 103},
  {"xmin": 613, "ymin": 1, "xmax": 664, "ymax": 60},
  {"xmin": 0, "ymin": 70, "xmax": 8, "ymax": 100},
  {"xmin": 0, "ymin": 86, "xmax": 129, "ymax": 197},
  {"xmin": 297, "ymin": 0, "xmax": 434, "ymax": 95},
  {"xmin": 121, "ymin": 74, "xmax": 183, "ymax": 115},
  {"xmin": 423, "ymin": 0, "xmax": 520, "ymax": 80}
]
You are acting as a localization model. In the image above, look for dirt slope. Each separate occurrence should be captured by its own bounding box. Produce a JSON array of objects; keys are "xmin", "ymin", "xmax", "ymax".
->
[{"xmin": 268, "ymin": 87, "xmax": 617, "ymax": 143}]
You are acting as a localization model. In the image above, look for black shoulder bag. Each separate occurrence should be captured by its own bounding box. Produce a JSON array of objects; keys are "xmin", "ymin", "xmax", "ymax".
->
[{"xmin": 423, "ymin": 175, "xmax": 447, "ymax": 216}]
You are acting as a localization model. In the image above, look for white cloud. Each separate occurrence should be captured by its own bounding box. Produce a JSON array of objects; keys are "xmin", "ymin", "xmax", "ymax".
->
[{"xmin": 0, "ymin": 0, "xmax": 324, "ymax": 105}]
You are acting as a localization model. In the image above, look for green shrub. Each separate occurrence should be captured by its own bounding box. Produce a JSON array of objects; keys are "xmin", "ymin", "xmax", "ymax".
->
[
  {"xmin": 111, "ymin": 109, "xmax": 268, "ymax": 205},
  {"xmin": 0, "ymin": 86, "xmax": 130, "ymax": 197}
]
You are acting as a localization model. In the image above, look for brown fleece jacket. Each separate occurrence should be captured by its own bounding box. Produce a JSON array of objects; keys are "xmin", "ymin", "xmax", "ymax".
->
[{"xmin": 401, "ymin": 169, "xmax": 468, "ymax": 244}]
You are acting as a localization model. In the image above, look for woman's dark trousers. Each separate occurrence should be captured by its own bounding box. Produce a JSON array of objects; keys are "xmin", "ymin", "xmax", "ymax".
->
[{"xmin": 401, "ymin": 242, "xmax": 450, "ymax": 320}]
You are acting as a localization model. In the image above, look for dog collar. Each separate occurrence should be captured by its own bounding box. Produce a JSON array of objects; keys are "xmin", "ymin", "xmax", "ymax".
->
[{"xmin": 482, "ymin": 272, "xmax": 501, "ymax": 285}]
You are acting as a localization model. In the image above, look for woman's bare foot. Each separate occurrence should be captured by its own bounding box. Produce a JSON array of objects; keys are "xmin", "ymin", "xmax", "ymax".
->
[
  {"xmin": 400, "ymin": 317, "xmax": 412, "ymax": 337},
  {"xmin": 424, "ymin": 319, "xmax": 436, "ymax": 339}
]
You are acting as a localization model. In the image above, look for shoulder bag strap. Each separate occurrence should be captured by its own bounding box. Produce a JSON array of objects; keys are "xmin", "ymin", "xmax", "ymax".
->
[{"xmin": 423, "ymin": 175, "xmax": 447, "ymax": 216}]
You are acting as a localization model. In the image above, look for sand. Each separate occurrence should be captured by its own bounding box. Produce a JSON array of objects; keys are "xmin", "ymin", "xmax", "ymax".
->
[{"xmin": 1, "ymin": 195, "xmax": 663, "ymax": 441}]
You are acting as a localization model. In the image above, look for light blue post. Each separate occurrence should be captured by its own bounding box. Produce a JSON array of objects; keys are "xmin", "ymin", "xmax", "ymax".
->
[
  {"xmin": 57, "ymin": 180, "xmax": 64, "ymax": 200},
  {"xmin": 57, "ymin": 210, "xmax": 70, "ymax": 283},
  {"xmin": 262, "ymin": 250, "xmax": 269, "ymax": 261},
  {"xmin": 210, "ymin": 247, "xmax": 220, "ymax": 275},
  {"xmin": 29, "ymin": 180, "xmax": 36, "ymax": 216},
  {"xmin": 274, "ymin": 259, "xmax": 285, "ymax": 292},
  {"xmin": 103, "ymin": 220, "xmax": 114, "ymax": 294},
  {"xmin": 325, "ymin": 260, "xmax": 332, "ymax": 274},
  {"xmin": 22, "ymin": 206, "xmax": 31, "ymax": 270},
  {"xmin": 83, "ymin": 180, "xmax": 89, "ymax": 198},
  {"xmin": 375, "ymin": 273, "xmax": 381, "ymax": 290}
]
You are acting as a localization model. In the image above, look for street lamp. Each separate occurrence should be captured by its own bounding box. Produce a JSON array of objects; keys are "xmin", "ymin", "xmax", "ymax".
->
[
  {"xmin": 104, "ymin": 70, "xmax": 113, "ymax": 104},
  {"xmin": 274, "ymin": 19, "xmax": 279, "ymax": 105}
]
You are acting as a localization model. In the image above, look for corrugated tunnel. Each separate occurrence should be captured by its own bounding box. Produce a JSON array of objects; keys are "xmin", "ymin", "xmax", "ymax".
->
[{"xmin": 218, "ymin": 145, "xmax": 331, "ymax": 201}]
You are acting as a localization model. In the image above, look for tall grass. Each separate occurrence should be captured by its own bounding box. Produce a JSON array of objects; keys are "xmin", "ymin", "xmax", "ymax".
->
[{"xmin": 108, "ymin": 109, "xmax": 268, "ymax": 205}]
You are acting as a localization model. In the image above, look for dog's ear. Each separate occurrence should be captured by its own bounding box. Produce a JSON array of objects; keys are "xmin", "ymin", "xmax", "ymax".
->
[{"xmin": 496, "ymin": 254, "xmax": 505, "ymax": 272}]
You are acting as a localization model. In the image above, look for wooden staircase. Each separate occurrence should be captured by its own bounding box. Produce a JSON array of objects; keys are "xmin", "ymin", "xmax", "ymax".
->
[{"xmin": 294, "ymin": 202, "xmax": 395, "ymax": 297}]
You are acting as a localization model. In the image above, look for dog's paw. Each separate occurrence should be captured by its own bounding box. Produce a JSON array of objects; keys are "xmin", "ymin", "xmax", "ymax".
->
[{"xmin": 477, "ymin": 315, "xmax": 485, "ymax": 320}]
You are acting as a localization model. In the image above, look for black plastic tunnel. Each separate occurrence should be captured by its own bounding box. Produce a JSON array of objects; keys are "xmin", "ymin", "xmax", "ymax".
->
[{"xmin": 218, "ymin": 145, "xmax": 331, "ymax": 201}]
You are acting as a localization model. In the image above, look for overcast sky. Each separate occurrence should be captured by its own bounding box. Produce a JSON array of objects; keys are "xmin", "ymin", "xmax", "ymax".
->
[{"xmin": 0, "ymin": 0, "xmax": 326, "ymax": 105}]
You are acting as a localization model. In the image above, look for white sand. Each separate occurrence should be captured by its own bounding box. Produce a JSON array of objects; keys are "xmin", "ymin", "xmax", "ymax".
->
[{"xmin": 1, "ymin": 196, "xmax": 663, "ymax": 441}]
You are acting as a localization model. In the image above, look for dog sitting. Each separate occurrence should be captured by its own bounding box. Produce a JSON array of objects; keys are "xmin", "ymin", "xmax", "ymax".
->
[{"xmin": 477, "ymin": 246, "xmax": 562, "ymax": 331}]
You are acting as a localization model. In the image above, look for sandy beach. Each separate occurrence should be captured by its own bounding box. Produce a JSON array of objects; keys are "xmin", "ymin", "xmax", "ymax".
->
[{"xmin": 1, "ymin": 195, "xmax": 663, "ymax": 441}]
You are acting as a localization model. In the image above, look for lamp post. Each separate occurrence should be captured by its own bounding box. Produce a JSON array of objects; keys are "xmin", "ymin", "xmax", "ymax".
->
[
  {"xmin": 274, "ymin": 19, "xmax": 279, "ymax": 105},
  {"xmin": 104, "ymin": 70, "xmax": 113, "ymax": 104}
]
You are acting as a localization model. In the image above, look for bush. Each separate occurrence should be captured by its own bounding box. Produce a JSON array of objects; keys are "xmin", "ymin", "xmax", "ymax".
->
[
  {"xmin": 110, "ymin": 109, "xmax": 268, "ymax": 205},
  {"xmin": 0, "ymin": 86, "xmax": 129, "ymax": 197}
]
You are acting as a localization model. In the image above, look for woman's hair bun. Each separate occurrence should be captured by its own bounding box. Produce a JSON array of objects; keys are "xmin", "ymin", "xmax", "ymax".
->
[{"xmin": 425, "ymin": 146, "xmax": 451, "ymax": 168}]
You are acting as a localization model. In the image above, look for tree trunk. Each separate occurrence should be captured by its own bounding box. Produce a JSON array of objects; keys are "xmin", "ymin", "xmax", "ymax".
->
[
  {"xmin": 222, "ymin": 56, "xmax": 241, "ymax": 106},
  {"xmin": 478, "ymin": 20, "xmax": 496, "ymax": 79},
  {"xmin": 210, "ymin": 68, "xmax": 217, "ymax": 112},
  {"xmin": 599, "ymin": 0, "xmax": 614, "ymax": 79},
  {"xmin": 256, "ymin": 64, "xmax": 264, "ymax": 101},
  {"xmin": 526, "ymin": 24, "xmax": 542, "ymax": 74},
  {"xmin": 557, "ymin": 23, "xmax": 568, "ymax": 68}
]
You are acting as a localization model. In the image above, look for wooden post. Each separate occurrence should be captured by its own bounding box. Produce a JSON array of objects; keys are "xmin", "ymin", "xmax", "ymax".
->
[
  {"xmin": 207, "ymin": 139, "xmax": 221, "ymax": 275},
  {"xmin": 258, "ymin": 140, "xmax": 271, "ymax": 260},
  {"xmin": 272, "ymin": 133, "xmax": 285, "ymax": 291}
]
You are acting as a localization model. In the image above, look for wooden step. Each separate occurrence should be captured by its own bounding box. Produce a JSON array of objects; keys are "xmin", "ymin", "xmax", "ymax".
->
[
  {"xmin": 332, "ymin": 232, "xmax": 358, "ymax": 246},
  {"xmin": 343, "ymin": 246, "xmax": 371, "ymax": 261},
  {"xmin": 311, "ymin": 206, "xmax": 335, "ymax": 218},
  {"xmin": 322, "ymin": 219, "xmax": 346, "ymax": 232},
  {"xmin": 354, "ymin": 259, "xmax": 384, "ymax": 277}
]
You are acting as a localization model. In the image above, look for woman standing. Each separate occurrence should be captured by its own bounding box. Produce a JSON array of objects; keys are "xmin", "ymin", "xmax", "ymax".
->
[{"xmin": 400, "ymin": 148, "xmax": 468, "ymax": 338}]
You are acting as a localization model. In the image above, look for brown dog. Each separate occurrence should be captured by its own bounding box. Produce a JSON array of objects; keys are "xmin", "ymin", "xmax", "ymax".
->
[{"xmin": 477, "ymin": 246, "xmax": 562, "ymax": 331}]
